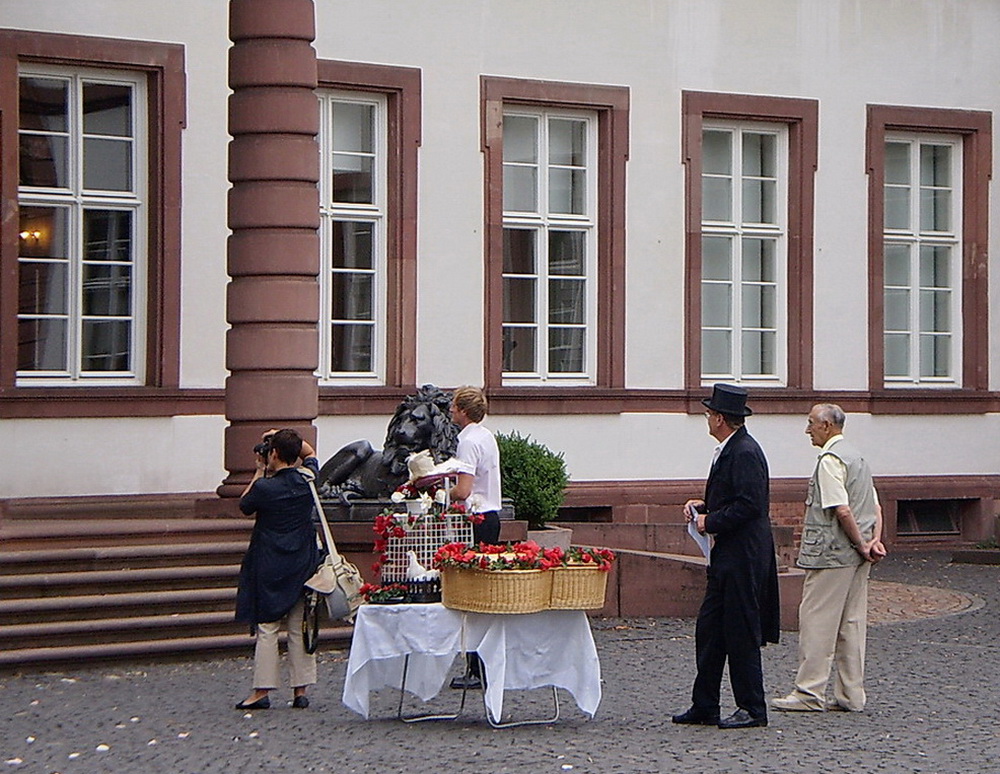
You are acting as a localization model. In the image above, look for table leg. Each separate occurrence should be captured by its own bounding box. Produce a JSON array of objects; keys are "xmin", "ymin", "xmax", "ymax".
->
[
  {"xmin": 396, "ymin": 654, "xmax": 470, "ymax": 723},
  {"xmin": 484, "ymin": 686, "xmax": 561, "ymax": 728}
]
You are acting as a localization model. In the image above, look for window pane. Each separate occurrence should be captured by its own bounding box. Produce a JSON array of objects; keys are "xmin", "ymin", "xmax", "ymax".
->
[
  {"xmin": 885, "ymin": 142, "xmax": 910, "ymax": 185},
  {"xmin": 83, "ymin": 137, "xmax": 132, "ymax": 191},
  {"xmin": 18, "ymin": 318, "xmax": 68, "ymax": 371},
  {"xmin": 742, "ymin": 330, "xmax": 775, "ymax": 375},
  {"xmin": 19, "ymin": 133, "xmax": 69, "ymax": 188},
  {"xmin": 503, "ymin": 229, "xmax": 536, "ymax": 274},
  {"xmin": 19, "ymin": 77, "xmax": 68, "ymax": 132},
  {"xmin": 702, "ymin": 177, "xmax": 732, "ymax": 221},
  {"xmin": 82, "ymin": 264, "xmax": 132, "ymax": 316},
  {"xmin": 332, "ymin": 273, "xmax": 374, "ymax": 320},
  {"xmin": 920, "ymin": 144, "xmax": 950, "ymax": 187},
  {"xmin": 919, "ymin": 335, "xmax": 950, "ymax": 378},
  {"xmin": 503, "ymin": 165, "xmax": 537, "ymax": 211},
  {"xmin": 332, "ymin": 102, "xmax": 373, "ymax": 153},
  {"xmin": 884, "ymin": 287, "xmax": 910, "ymax": 331},
  {"xmin": 19, "ymin": 261, "xmax": 68, "ymax": 315},
  {"xmin": 19, "ymin": 206, "xmax": 69, "ymax": 260},
  {"xmin": 742, "ymin": 178, "xmax": 776, "ymax": 224},
  {"xmin": 884, "ymin": 186, "xmax": 910, "ymax": 230},
  {"xmin": 548, "ymin": 327, "xmax": 584, "ymax": 373},
  {"xmin": 919, "ymin": 289, "xmax": 950, "ymax": 332},
  {"xmin": 332, "ymin": 153, "xmax": 373, "ymax": 203},
  {"xmin": 742, "ymin": 133, "xmax": 775, "ymax": 177},
  {"xmin": 81, "ymin": 318, "xmax": 131, "ymax": 371},
  {"xmin": 503, "ymin": 278, "xmax": 536, "ymax": 323},
  {"xmin": 884, "ymin": 333, "xmax": 909, "ymax": 377},
  {"xmin": 919, "ymin": 245, "xmax": 949, "ymax": 288},
  {"xmin": 742, "ymin": 238, "xmax": 775, "ymax": 282},
  {"xmin": 83, "ymin": 82, "xmax": 132, "ymax": 137},
  {"xmin": 702, "ymin": 130, "xmax": 732, "ymax": 175},
  {"xmin": 884, "ymin": 243, "xmax": 910, "ymax": 286},
  {"xmin": 701, "ymin": 329, "xmax": 731, "ymax": 375},
  {"xmin": 331, "ymin": 323, "xmax": 373, "ymax": 372},
  {"xmin": 549, "ymin": 231, "xmax": 585, "ymax": 275},
  {"xmin": 701, "ymin": 283, "xmax": 732, "ymax": 327},
  {"xmin": 920, "ymin": 188, "xmax": 951, "ymax": 232},
  {"xmin": 332, "ymin": 221, "xmax": 373, "ymax": 269},
  {"xmin": 742, "ymin": 285, "xmax": 776, "ymax": 328},
  {"xmin": 549, "ymin": 118, "xmax": 586, "ymax": 166},
  {"xmin": 549, "ymin": 168, "xmax": 586, "ymax": 214},
  {"xmin": 503, "ymin": 115, "xmax": 537, "ymax": 163},
  {"xmin": 84, "ymin": 210, "xmax": 132, "ymax": 262},
  {"xmin": 549, "ymin": 278, "xmax": 585, "ymax": 324},
  {"xmin": 702, "ymin": 236, "xmax": 732, "ymax": 280},
  {"xmin": 503, "ymin": 326, "xmax": 535, "ymax": 372}
]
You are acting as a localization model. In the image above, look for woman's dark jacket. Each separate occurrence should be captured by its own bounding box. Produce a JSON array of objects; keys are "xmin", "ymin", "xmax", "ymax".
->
[
  {"xmin": 703, "ymin": 426, "xmax": 781, "ymax": 645},
  {"xmin": 235, "ymin": 459, "xmax": 320, "ymax": 627}
]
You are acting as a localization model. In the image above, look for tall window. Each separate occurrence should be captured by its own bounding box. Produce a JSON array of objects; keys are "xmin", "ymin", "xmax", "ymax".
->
[
  {"xmin": 318, "ymin": 90, "xmax": 386, "ymax": 382},
  {"xmin": 482, "ymin": 76, "xmax": 629, "ymax": 394},
  {"xmin": 17, "ymin": 67, "xmax": 146, "ymax": 383},
  {"xmin": 502, "ymin": 109, "xmax": 597, "ymax": 382},
  {"xmin": 700, "ymin": 122, "xmax": 787, "ymax": 383},
  {"xmin": 882, "ymin": 134, "xmax": 962, "ymax": 384},
  {"xmin": 682, "ymin": 91, "xmax": 818, "ymax": 394},
  {"xmin": 866, "ymin": 105, "xmax": 991, "ymax": 395}
]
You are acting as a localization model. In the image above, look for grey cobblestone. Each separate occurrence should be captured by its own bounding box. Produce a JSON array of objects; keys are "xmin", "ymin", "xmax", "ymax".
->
[{"xmin": 1, "ymin": 551, "xmax": 997, "ymax": 773}]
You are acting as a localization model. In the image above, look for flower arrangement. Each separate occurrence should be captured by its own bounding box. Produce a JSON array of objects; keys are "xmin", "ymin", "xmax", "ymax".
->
[
  {"xmin": 432, "ymin": 540, "xmax": 615, "ymax": 573},
  {"xmin": 358, "ymin": 582, "xmax": 409, "ymax": 604}
]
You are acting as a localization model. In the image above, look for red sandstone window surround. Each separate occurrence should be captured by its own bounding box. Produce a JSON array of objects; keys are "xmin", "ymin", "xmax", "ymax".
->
[{"xmin": 681, "ymin": 91, "xmax": 818, "ymax": 393}]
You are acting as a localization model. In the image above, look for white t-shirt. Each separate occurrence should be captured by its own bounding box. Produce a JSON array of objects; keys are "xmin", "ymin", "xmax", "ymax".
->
[{"xmin": 454, "ymin": 422, "xmax": 502, "ymax": 513}]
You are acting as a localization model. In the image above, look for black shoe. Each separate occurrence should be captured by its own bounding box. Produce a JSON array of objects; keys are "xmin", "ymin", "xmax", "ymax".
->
[
  {"xmin": 235, "ymin": 696, "xmax": 270, "ymax": 710},
  {"xmin": 292, "ymin": 695, "xmax": 309, "ymax": 709},
  {"xmin": 671, "ymin": 707, "xmax": 720, "ymax": 725},
  {"xmin": 718, "ymin": 708, "xmax": 767, "ymax": 729},
  {"xmin": 449, "ymin": 674, "xmax": 484, "ymax": 690}
]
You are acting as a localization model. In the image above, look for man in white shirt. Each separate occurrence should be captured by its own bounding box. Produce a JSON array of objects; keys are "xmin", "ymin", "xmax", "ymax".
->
[
  {"xmin": 448, "ymin": 385, "xmax": 502, "ymax": 690},
  {"xmin": 449, "ymin": 385, "xmax": 502, "ymax": 545}
]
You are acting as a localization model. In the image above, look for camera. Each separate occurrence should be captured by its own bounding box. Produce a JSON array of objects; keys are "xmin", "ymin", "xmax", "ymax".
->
[{"xmin": 253, "ymin": 433, "xmax": 275, "ymax": 460}]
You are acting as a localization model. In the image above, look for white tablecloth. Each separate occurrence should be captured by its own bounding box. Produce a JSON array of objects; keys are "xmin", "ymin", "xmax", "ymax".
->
[{"xmin": 342, "ymin": 603, "xmax": 602, "ymax": 721}]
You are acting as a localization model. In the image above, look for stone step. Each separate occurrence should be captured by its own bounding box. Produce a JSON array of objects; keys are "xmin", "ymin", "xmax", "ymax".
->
[
  {"xmin": 0, "ymin": 587, "xmax": 237, "ymax": 625},
  {"xmin": 0, "ymin": 518, "xmax": 253, "ymax": 550},
  {"xmin": 0, "ymin": 564, "xmax": 241, "ymax": 599},
  {"xmin": 0, "ymin": 627, "xmax": 354, "ymax": 671},
  {"xmin": 0, "ymin": 541, "xmax": 249, "ymax": 574},
  {"xmin": 1, "ymin": 493, "xmax": 207, "ymax": 520}
]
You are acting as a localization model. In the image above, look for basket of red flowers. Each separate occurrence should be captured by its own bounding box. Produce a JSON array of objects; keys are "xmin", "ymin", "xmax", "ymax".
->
[{"xmin": 548, "ymin": 546, "xmax": 615, "ymax": 610}]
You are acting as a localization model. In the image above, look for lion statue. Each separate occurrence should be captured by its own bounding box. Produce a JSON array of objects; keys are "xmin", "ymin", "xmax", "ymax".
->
[{"xmin": 316, "ymin": 384, "xmax": 459, "ymax": 502}]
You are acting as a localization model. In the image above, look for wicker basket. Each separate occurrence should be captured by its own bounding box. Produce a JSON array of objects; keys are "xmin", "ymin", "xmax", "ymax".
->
[
  {"xmin": 548, "ymin": 565, "xmax": 609, "ymax": 610},
  {"xmin": 440, "ymin": 566, "xmax": 553, "ymax": 614}
]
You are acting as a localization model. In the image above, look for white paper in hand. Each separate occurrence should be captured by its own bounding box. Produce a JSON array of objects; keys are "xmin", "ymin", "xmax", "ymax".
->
[{"xmin": 687, "ymin": 518, "xmax": 712, "ymax": 564}]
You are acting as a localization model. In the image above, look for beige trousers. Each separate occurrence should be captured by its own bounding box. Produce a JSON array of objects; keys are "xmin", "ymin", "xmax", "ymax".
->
[
  {"xmin": 253, "ymin": 596, "xmax": 317, "ymax": 690},
  {"xmin": 791, "ymin": 562, "xmax": 870, "ymax": 711}
]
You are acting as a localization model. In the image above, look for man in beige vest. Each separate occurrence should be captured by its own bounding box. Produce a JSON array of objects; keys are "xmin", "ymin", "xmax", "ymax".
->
[{"xmin": 771, "ymin": 404, "xmax": 886, "ymax": 713}]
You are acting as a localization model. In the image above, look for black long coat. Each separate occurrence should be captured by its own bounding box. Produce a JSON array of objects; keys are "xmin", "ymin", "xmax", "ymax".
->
[
  {"xmin": 235, "ymin": 461, "xmax": 320, "ymax": 628},
  {"xmin": 703, "ymin": 426, "xmax": 780, "ymax": 645}
]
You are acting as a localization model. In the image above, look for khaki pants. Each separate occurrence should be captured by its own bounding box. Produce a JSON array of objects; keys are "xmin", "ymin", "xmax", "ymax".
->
[
  {"xmin": 252, "ymin": 596, "xmax": 317, "ymax": 690},
  {"xmin": 792, "ymin": 562, "xmax": 870, "ymax": 711}
]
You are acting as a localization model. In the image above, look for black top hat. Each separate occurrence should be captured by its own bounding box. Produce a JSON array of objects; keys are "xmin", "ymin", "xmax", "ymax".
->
[{"xmin": 702, "ymin": 383, "xmax": 753, "ymax": 417}]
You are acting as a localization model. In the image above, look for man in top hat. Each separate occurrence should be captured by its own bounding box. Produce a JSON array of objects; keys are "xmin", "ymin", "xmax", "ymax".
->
[{"xmin": 673, "ymin": 384, "xmax": 780, "ymax": 729}]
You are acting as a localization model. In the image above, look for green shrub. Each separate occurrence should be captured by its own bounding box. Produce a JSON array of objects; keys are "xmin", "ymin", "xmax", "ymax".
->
[{"xmin": 496, "ymin": 431, "xmax": 569, "ymax": 530}]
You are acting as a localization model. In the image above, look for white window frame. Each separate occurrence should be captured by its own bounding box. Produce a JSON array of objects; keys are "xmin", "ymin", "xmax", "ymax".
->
[
  {"xmin": 502, "ymin": 107, "xmax": 598, "ymax": 385},
  {"xmin": 317, "ymin": 89, "xmax": 388, "ymax": 384},
  {"xmin": 700, "ymin": 120, "xmax": 788, "ymax": 386},
  {"xmin": 16, "ymin": 64, "xmax": 147, "ymax": 386},
  {"xmin": 882, "ymin": 131, "xmax": 963, "ymax": 387}
]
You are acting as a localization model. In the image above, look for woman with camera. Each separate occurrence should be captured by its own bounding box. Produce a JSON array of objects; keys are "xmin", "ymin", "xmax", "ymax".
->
[{"xmin": 234, "ymin": 428, "xmax": 320, "ymax": 710}]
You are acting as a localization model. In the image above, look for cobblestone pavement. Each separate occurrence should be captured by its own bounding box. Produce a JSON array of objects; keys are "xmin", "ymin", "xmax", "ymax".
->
[{"xmin": 2, "ymin": 550, "xmax": 998, "ymax": 774}]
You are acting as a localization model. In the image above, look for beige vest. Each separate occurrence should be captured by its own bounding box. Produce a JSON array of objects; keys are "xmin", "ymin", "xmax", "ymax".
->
[{"xmin": 797, "ymin": 438, "xmax": 877, "ymax": 570}]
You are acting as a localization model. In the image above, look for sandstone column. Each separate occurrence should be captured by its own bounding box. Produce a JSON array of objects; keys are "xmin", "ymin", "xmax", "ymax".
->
[{"xmin": 218, "ymin": 0, "xmax": 320, "ymax": 496}]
